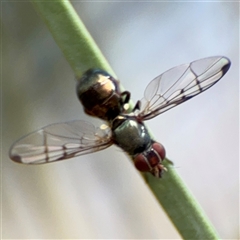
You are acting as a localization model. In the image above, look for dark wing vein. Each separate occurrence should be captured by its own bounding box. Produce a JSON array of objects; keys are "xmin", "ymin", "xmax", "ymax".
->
[
  {"xmin": 139, "ymin": 56, "xmax": 230, "ymax": 120},
  {"xmin": 9, "ymin": 120, "xmax": 112, "ymax": 164}
]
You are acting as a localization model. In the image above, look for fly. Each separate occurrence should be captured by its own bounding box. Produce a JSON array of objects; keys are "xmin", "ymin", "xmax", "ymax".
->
[{"xmin": 9, "ymin": 56, "xmax": 231, "ymax": 177}]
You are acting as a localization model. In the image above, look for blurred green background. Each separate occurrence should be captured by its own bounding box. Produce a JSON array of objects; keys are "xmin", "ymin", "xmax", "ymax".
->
[{"xmin": 2, "ymin": 2, "xmax": 239, "ymax": 239}]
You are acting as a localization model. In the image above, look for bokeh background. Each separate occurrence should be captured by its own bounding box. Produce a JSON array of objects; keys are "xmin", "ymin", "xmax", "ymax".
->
[{"xmin": 2, "ymin": 1, "xmax": 239, "ymax": 239}]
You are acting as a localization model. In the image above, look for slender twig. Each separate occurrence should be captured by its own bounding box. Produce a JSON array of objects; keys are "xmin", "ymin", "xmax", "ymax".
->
[{"xmin": 31, "ymin": 1, "xmax": 219, "ymax": 239}]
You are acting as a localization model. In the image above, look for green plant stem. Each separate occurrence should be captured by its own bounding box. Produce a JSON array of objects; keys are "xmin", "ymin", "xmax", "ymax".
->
[
  {"xmin": 31, "ymin": 0, "xmax": 114, "ymax": 78},
  {"xmin": 31, "ymin": 1, "xmax": 219, "ymax": 239},
  {"xmin": 146, "ymin": 162, "xmax": 218, "ymax": 239}
]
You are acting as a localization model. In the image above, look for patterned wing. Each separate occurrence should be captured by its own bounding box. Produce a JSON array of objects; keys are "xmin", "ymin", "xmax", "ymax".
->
[
  {"xmin": 138, "ymin": 56, "xmax": 231, "ymax": 120},
  {"xmin": 9, "ymin": 120, "xmax": 112, "ymax": 164}
]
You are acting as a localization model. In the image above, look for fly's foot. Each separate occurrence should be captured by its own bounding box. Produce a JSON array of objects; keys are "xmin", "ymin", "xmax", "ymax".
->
[{"xmin": 150, "ymin": 164, "xmax": 167, "ymax": 178}]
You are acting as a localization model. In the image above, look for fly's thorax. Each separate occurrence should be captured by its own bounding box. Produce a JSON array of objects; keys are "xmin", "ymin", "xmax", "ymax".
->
[
  {"xmin": 111, "ymin": 115, "xmax": 152, "ymax": 156},
  {"xmin": 77, "ymin": 69, "xmax": 123, "ymax": 121}
]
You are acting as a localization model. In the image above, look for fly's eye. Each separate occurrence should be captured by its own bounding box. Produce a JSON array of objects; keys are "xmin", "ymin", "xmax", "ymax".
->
[
  {"xmin": 134, "ymin": 153, "xmax": 151, "ymax": 172},
  {"xmin": 152, "ymin": 142, "xmax": 166, "ymax": 160}
]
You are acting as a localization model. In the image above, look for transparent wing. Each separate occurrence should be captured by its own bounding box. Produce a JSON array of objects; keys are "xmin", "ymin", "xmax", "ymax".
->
[
  {"xmin": 9, "ymin": 120, "xmax": 112, "ymax": 164},
  {"xmin": 138, "ymin": 56, "xmax": 231, "ymax": 120}
]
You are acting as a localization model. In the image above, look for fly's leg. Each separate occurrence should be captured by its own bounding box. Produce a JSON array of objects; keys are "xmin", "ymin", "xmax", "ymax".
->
[
  {"xmin": 150, "ymin": 164, "xmax": 167, "ymax": 178},
  {"xmin": 132, "ymin": 100, "xmax": 141, "ymax": 112},
  {"xmin": 120, "ymin": 92, "xmax": 141, "ymax": 113},
  {"xmin": 120, "ymin": 91, "xmax": 130, "ymax": 105},
  {"xmin": 120, "ymin": 91, "xmax": 131, "ymax": 112}
]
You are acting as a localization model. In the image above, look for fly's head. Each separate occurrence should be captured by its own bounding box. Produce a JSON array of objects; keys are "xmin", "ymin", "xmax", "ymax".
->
[{"xmin": 134, "ymin": 142, "xmax": 166, "ymax": 178}]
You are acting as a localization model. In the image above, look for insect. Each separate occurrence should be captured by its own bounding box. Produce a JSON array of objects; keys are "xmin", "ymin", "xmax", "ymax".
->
[{"xmin": 9, "ymin": 56, "xmax": 231, "ymax": 177}]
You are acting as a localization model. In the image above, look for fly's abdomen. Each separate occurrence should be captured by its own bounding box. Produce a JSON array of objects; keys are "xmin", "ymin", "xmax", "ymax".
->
[{"xmin": 77, "ymin": 69, "xmax": 123, "ymax": 121}]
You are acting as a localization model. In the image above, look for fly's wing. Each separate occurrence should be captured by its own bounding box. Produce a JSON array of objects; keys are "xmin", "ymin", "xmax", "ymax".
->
[
  {"xmin": 138, "ymin": 56, "xmax": 231, "ymax": 120},
  {"xmin": 9, "ymin": 120, "xmax": 112, "ymax": 164}
]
